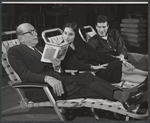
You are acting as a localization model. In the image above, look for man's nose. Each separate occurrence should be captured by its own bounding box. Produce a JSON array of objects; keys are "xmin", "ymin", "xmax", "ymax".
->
[
  {"xmin": 65, "ymin": 35, "xmax": 69, "ymax": 39},
  {"xmin": 34, "ymin": 31, "xmax": 38, "ymax": 36},
  {"xmin": 99, "ymin": 28, "xmax": 104, "ymax": 32}
]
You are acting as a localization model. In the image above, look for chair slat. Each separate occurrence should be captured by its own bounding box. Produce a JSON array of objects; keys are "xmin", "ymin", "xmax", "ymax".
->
[
  {"xmin": 11, "ymin": 39, "xmax": 17, "ymax": 45},
  {"xmin": 48, "ymin": 35, "xmax": 63, "ymax": 44},
  {"xmin": 14, "ymin": 39, "xmax": 20, "ymax": 45},
  {"xmin": 2, "ymin": 52, "xmax": 21, "ymax": 83},
  {"xmin": 7, "ymin": 40, "xmax": 14, "ymax": 47},
  {"xmin": 2, "ymin": 42, "xmax": 9, "ymax": 53}
]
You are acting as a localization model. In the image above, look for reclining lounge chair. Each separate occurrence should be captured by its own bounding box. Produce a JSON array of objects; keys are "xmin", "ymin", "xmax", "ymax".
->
[{"xmin": 2, "ymin": 30, "xmax": 148, "ymax": 121}]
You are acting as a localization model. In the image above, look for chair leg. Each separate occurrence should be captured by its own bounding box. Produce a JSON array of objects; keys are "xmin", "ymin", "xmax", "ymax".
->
[
  {"xmin": 125, "ymin": 115, "xmax": 130, "ymax": 121},
  {"xmin": 91, "ymin": 108, "xmax": 100, "ymax": 120},
  {"xmin": 2, "ymin": 105, "xmax": 23, "ymax": 114},
  {"xmin": 43, "ymin": 87, "xmax": 65, "ymax": 121},
  {"xmin": 2, "ymin": 100, "xmax": 27, "ymax": 115}
]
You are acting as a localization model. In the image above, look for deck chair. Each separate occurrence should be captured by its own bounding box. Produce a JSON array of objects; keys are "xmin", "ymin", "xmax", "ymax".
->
[
  {"xmin": 42, "ymin": 28, "xmax": 148, "ymax": 121},
  {"xmin": 2, "ymin": 30, "xmax": 148, "ymax": 121},
  {"xmin": 2, "ymin": 31, "xmax": 79, "ymax": 121},
  {"xmin": 78, "ymin": 25, "xmax": 97, "ymax": 42}
]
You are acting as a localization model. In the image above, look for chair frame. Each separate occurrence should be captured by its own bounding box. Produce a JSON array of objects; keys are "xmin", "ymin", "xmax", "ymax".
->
[
  {"xmin": 2, "ymin": 30, "xmax": 148, "ymax": 121},
  {"xmin": 78, "ymin": 25, "xmax": 97, "ymax": 42},
  {"xmin": 2, "ymin": 31, "xmax": 66, "ymax": 121}
]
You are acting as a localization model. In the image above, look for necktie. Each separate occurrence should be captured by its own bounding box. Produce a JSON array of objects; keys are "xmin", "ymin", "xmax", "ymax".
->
[{"xmin": 33, "ymin": 47, "xmax": 42, "ymax": 55}]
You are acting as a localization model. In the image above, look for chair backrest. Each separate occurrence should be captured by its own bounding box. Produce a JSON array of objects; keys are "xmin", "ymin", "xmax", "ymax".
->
[
  {"xmin": 34, "ymin": 12, "xmax": 45, "ymax": 28},
  {"xmin": 19, "ymin": 13, "xmax": 31, "ymax": 24},
  {"xmin": 42, "ymin": 28, "xmax": 63, "ymax": 45},
  {"xmin": 2, "ymin": 31, "xmax": 28, "ymax": 102},
  {"xmin": 78, "ymin": 25, "xmax": 97, "ymax": 42},
  {"xmin": 2, "ymin": 31, "xmax": 21, "ymax": 84}
]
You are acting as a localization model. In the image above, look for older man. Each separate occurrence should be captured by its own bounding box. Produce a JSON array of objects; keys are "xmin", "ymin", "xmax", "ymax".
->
[
  {"xmin": 88, "ymin": 15, "xmax": 148, "ymax": 71},
  {"xmin": 8, "ymin": 23, "xmax": 147, "ymax": 112}
]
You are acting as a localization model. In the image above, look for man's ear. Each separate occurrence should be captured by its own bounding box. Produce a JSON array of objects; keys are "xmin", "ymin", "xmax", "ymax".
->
[
  {"xmin": 95, "ymin": 25, "xmax": 97, "ymax": 30},
  {"xmin": 107, "ymin": 24, "xmax": 109, "ymax": 28},
  {"xmin": 19, "ymin": 36, "xmax": 24, "ymax": 44}
]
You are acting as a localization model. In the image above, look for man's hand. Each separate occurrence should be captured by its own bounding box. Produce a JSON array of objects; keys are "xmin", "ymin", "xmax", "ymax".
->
[
  {"xmin": 123, "ymin": 61, "xmax": 135, "ymax": 71},
  {"xmin": 91, "ymin": 63, "xmax": 108, "ymax": 70},
  {"xmin": 116, "ymin": 54, "xmax": 125, "ymax": 61},
  {"xmin": 51, "ymin": 58, "xmax": 61, "ymax": 72},
  {"xmin": 45, "ymin": 76, "xmax": 64, "ymax": 96},
  {"xmin": 116, "ymin": 54, "xmax": 135, "ymax": 71},
  {"xmin": 51, "ymin": 58, "xmax": 61, "ymax": 66}
]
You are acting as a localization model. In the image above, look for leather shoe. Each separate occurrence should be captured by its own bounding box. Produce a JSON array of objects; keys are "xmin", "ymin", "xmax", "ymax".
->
[
  {"xmin": 136, "ymin": 77, "xmax": 148, "ymax": 92},
  {"xmin": 122, "ymin": 77, "xmax": 148, "ymax": 93},
  {"xmin": 122, "ymin": 91, "xmax": 144, "ymax": 111},
  {"xmin": 136, "ymin": 99, "xmax": 148, "ymax": 114}
]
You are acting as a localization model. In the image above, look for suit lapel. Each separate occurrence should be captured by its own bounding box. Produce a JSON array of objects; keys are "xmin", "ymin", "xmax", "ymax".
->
[{"xmin": 20, "ymin": 44, "xmax": 42, "ymax": 60}]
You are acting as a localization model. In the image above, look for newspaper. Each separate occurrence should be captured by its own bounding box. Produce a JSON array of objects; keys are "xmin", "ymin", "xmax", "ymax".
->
[{"xmin": 41, "ymin": 35, "xmax": 70, "ymax": 63}]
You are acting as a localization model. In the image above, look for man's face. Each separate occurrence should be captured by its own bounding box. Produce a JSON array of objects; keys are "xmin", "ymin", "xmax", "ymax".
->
[
  {"xmin": 20, "ymin": 24, "xmax": 38, "ymax": 47},
  {"xmin": 96, "ymin": 22, "xmax": 109, "ymax": 37}
]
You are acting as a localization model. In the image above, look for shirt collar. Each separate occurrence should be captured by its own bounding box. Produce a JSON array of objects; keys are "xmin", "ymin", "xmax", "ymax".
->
[
  {"xmin": 107, "ymin": 29, "xmax": 113, "ymax": 37},
  {"xmin": 101, "ymin": 34, "xmax": 108, "ymax": 40},
  {"xmin": 28, "ymin": 46, "xmax": 35, "ymax": 50},
  {"xmin": 97, "ymin": 29, "xmax": 113, "ymax": 39}
]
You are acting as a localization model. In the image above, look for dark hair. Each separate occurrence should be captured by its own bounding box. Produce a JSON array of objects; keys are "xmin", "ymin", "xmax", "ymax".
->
[
  {"xmin": 63, "ymin": 22, "xmax": 78, "ymax": 34},
  {"xmin": 96, "ymin": 15, "xmax": 109, "ymax": 25}
]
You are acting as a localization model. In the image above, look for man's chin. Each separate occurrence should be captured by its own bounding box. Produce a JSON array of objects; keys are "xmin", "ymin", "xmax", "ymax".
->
[
  {"xmin": 98, "ymin": 33, "xmax": 107, "ymax": 37},
  {"xmin": 99, "ymin": 34, "xmax": 105, "ymax": 37}
]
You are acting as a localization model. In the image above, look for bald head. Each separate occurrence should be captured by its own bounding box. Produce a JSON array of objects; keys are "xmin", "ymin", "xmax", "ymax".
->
[
  {"xmin": 16, "ymin": 23, "xmax": 33, "ymax": 36},
  {"xmin": 16, "ymin": 23, "xmax": 38, "ymax": 47}
]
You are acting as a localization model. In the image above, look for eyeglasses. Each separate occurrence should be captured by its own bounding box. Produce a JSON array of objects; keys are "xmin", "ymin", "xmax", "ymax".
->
[{"xmin": 20, "ymin": 29, "xmax": 37, "ymax": 35}]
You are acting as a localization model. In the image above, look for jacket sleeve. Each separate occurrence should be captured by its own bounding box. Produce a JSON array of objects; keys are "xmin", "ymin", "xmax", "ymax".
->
[
  {"xmin": 85, "ymin": 43, "xmax": 119, "ymax": 64},
  {"xmin": 88, "ymin": 36, "xmax": 98, "ymax": 50},
  {"xmin": 8, "ymin": 47, "xmax": 46, "ymax": 83},
  {"xmin": 115, "ymin": 30, "xmax": 128, "ymax": 58},
  {"xmin": 61, "ymin": 50, "xmax": 91, "ymax": 70}
]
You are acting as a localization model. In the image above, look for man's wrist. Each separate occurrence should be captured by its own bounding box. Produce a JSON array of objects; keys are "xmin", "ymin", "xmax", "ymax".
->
[
  {"xmin": 120, "ymin": 54, "xmax": 124, "ymax": 58},
  {"xmin": 44, "ymin": 75, "xmax": 49, "ymax": 83},
  {"xmin": 90, "ymin": 65, "xmax": 94, "ymax": 69}
]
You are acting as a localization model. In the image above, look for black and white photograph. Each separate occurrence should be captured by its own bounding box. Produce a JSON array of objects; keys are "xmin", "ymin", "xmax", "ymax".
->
[{"xmin": 2, "ymin": 1, "xmax": 148, "ymax": 121}]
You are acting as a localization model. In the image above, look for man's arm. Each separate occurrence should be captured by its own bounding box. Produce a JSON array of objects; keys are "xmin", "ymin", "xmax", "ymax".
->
[
  {"xmin": 88, "ymin": 36, "xmax": 99, "ymax": 50},
  {"xmin": 85, "ymin": 42, "xmax": 119, "ymax": 64},
  {"xmin": 8, "ymin": 47, "xmax": 46, "ymax": 83},
  {"xmin": 115, "ymin": 30, "xmax": 128, "ymax": 58},
  {"xmin": 8, "ymin": 47, "xmax": 64, "ymax": 96}
]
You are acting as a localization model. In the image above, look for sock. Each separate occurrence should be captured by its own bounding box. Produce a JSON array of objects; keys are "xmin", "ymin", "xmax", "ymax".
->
[{"xmin": 137, "ymin": 100, "xmax": 148, "ymax": 114}]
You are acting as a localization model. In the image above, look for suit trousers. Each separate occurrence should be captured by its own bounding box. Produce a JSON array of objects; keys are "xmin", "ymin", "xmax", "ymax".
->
[{"xmin": 24, "ymin": 72, "xmax": 119, "ymax": 102}]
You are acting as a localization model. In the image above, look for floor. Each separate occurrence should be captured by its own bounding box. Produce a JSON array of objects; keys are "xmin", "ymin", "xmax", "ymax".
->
[{"xmin": 1, "ymin": 73, "xmax": 147, "ymax": 121}]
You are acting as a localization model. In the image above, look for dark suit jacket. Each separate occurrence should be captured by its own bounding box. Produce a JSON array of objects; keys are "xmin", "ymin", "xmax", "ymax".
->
[
  {"xmin": 8, "ymin": 44, "xmax": 97, "ymax": 101},
  {"xmin": 7, "ymin": 43, "xmax": 120, "ymax": 102},
  {"xmin": 61, "ymin": 38, "xmax": 119, "ymax": 70},
  {"xmin": 8, "ymin": 44, "xmax": 62, "ymax": 83},
  {"xmin": 8, "ymin": 44, "xmax": 65, "ymax": 101}
]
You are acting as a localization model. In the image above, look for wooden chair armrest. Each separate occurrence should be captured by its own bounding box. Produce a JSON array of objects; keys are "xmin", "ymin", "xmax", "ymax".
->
[
  {"xmin": 65, "ymin": 69, "xmax": 97, "ymax": 74},
  {"xmin": 12, "ymin": 82, "xmax": 49, "ymax": 88},
  {"xmin": 65, "ymin": 70, "xmax": 78, "ymax": 73}
]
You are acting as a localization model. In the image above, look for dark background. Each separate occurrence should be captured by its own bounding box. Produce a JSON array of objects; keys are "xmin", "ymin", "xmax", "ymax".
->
[
  {"xmin": 2, "ymin": 3, "xmax": 148, "ymax": 54},
  {"xmin": 2, "ymin": 4, "xmax": 148, "ymax": 30}
]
